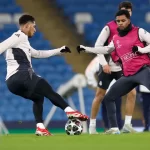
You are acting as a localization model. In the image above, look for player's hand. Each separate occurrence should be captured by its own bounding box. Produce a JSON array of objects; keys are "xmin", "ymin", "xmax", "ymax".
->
[
  {"xmin": 132, "ymin": 46, "xmax": 138, "ymax": 53},
  {"xmin": 60, "ymin": 46, "xmax": 71, "ymax": 53},
  {"xmin": 102, "ymin": 64, "xmax": 111, "ymax": 74},
  {"xmin": 76, "ymin": 45, "xmax": 86, "ymax": 53}
]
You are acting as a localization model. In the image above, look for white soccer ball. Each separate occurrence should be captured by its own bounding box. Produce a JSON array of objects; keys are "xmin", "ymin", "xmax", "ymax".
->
[{"xmin": 65, "ymin": 119, "xmax": 83, "ymax": 135}]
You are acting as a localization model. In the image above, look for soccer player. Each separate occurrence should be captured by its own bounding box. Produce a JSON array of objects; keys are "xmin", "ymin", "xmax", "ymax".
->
[
  {"xmin": 77, "ymin": 9, "xmax": 150, "ymax": 134},
  {"xmin": 85, "ymin": 56, "xmax": 100, "ymax": 88},
  {"xmin": 85, "ymin": 56, "xmax": 122, "ymax": 131},
  {"xmin": 85, "ymin": 1, "xmax": 136, "ymax": 134},
  {"xmin": 0, "ymin": 14, "xmax": 88, "ymax": 136}
]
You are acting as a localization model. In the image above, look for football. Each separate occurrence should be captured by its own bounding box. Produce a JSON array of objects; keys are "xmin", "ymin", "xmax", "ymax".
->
[{"xmin": 65, "ymin": 119, "xmax": 83, "ymax": 135}]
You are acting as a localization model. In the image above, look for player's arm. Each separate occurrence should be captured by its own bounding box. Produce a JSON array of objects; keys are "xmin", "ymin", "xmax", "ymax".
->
[
  {"xmin": 77, "ymin": 41, "xmax": 115, "ymax": 54},
  {"xmin": 0, "ymin": 33, "xmax": 23, "ymax": 54},
  {"xmin": 95, "ymin": 26, "xmax": 110, "ymax": 66},
  {"xmin": 85, "ymin": 56, "xmax": 100, "ymax": 88},
  {"xmin": 132, "ymin": 28, "xmax": 150, "ymax": 53},
  {"xmin": 31, "ymin": 46, "xmax": 71, "ymax": 58}
]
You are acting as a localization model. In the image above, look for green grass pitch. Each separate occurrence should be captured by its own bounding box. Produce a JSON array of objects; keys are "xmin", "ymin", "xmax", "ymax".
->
[{"xmin": 0, "ymin": 133, "xmax": 150, "ymax": 150}]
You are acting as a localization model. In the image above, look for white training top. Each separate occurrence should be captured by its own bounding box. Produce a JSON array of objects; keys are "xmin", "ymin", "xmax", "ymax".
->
[
  {"xmin": 85, "ymin": 56, "xmax": 100, "ymax": 88},
  {"xmin": 0, "ymin": 30, "xmax": 63, "ymax": 80},
  {"xmin": 95, "ymin": 25, "xmax": 122, "ymax": 72}
]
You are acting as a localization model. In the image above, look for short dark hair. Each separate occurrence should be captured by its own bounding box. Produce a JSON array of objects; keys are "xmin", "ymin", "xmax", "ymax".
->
[
  {"xmin": 118, "ymin": 1, "xmax": 133, "ymax": 10},
  {"xmin": 19, "ymin": 14, "xmax": 35, "ymax": 25},
  {"xmin": 115, "ymin": 10, "xmax": 130, "ymax": 19}
]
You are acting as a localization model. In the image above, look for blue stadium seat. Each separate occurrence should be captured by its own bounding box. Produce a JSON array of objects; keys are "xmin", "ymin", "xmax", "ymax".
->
[
  {"xmin": 0, "ymin": 5, "xmax": 22, "ymax": 14},
  {"xmin": 0, "ymin": 0, "xmax": 16, "ymax": 6},
  {"xmin": 137, "ymin": 22, "xmax": 150, "ymax": 31},
  {"xmin": 3, "ymin": 23, "xmax": 18, "ymax": 31}
]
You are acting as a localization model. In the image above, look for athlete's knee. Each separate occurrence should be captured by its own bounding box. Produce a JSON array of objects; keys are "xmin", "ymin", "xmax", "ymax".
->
[
  {"xmin": 127, "ymin": 88, "xmax": 136, "ymax": 101},
  {"xmin": 103, "ymin": 95, "xmax": 113, "ymax": 104},
  {"xmin": 103, "ymin": 90, "xmax": 117, "ymax": 104},
  {"xmin": 39, "ymin": 97, "xmax": 44, "ymax": 104},
  {"xmin": 95, "ymin": 87, "xmax": 106, "ymax": 102}
]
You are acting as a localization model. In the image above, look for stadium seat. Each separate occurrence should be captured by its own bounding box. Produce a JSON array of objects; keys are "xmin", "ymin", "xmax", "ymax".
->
[
  {"xmin": 3, "ymin": 23, "xmax": 18, "ymax": 31},
  {"xmin": 0, "ymin": 14, "xmax": 12, "ymax": 24},
  {"xmin": 74, "ymin": 12, "xmax": 93, "ymax": 34},
  {"xmin": 145, "ymin": 12, "xmax": 150, "ymax": 23}
]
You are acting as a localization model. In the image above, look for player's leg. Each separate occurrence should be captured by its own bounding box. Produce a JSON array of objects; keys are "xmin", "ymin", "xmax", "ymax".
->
[
  {"xmin": 135, "ymin": 67, "xmax": 150, "ymax": 131},
  {"xmin": 101, "ymin": 101, "xmax": 109, "ymax": 130},
  {"xmin": 122, "ymin": 67, "xmax": 150, "ymax": 132},
  {"xmin": 114, "ymin": 71, "xmax": 136, "ymax": 133},
  {"xmin": 110, "ymin": 72, "xmax": 122, "ymax": 130},
  {"xmin": 115, "ymin": 97, "xmax": 122, "ymax": 130},
  {"xmin": 89, "ymin": 87, "xmax": 106, "ymax": 134},
  {"xmin": 122, "ymin": 88, "xmax": 137, "ymax": 133},
  {"xmin": 89, "ymin": 71, "xmax": 112, "ymax": 134},
  {"xmin": 32, "ymin": 94, "xmax": 44, "ymax": 125},
  {"xmin": 6, "ymin": 72, "xmax": 51, "ymax": 136},
  {"xmin": 103, "ymin": 76, "xmax": 138, "ymax": 134},
  {"xmin": 29, "ymin": 93, "xmax": 52, "ymax": 136},
  {"xmin": 142, "ymin": 93, "xmax": 150, "ymax": 131},
  {"xmin": 34, "ymin": 78, "xmax": 88, "ymax": 121}
]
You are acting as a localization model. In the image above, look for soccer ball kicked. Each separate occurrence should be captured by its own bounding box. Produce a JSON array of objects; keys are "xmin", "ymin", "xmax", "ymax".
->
[{"xmin": 65, "ymin": 119, "xmax": 83, "ymax": 135}]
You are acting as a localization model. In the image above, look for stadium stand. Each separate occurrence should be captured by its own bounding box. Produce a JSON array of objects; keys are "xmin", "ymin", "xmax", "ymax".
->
[
  {"xmin": 55, "ymin": 0, "xmax": 150, "ymax": 45},
  {"xmin": 0, "ymin": 0, "xmax": 96, "ymax": 122}
]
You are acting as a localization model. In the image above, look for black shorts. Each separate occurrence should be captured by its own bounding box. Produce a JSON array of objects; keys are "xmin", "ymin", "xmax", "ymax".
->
[
  {"xmin": 98, "ymin": 71, "xmax": 123, "ymax": 90},
  {"xmin": 6, "ymin": 71, "xmax": 42, "ymax": 99}
]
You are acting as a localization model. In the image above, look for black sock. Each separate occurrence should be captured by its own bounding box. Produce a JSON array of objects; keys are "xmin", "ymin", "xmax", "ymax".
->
[
  {"xmin": 115, "ymin": 98, "xmax": 122, "ymax": 129},
  {"xmin": 30, "ymin": 93, "xmax": 44, "ymax": 123},
  {"xmin": 104, "ymin": 96, "xmax": 118, "ymax": 128},
  {"xmin": 102, "ymin": 102, "xmax": 110, "ymax": 129}
]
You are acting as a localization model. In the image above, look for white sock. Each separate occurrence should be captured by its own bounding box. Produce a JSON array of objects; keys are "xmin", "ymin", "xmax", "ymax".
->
[
  {"xmin": 89, "ymin": 119, "xmax": 96, "ymax": 127},
  {"xmin": 37, "ymin": 123, "xmax": 45, "ymax": 129},
  {"xmin": 111, "ymin": 127, "xmax": 119, "ymax": 130},
  {"xmin": 64, "ymin": 106, "xmax": 74, "ymax": 113},
  {"xmin": 124, "ymin": 115, "xmax": 132, "ymax": 125}
]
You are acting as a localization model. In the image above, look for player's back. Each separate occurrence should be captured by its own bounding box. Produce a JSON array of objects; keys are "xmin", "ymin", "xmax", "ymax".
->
[
  {"xmin": 106, "ymin": 20, "xmax": 118, "ymax": 43},
  {"xmin": 105, "ymin": 20, "xmax": 121, "ymax": 72}
]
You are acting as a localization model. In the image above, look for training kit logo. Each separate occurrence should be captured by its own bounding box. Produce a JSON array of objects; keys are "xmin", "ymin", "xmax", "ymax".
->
[
  {"xmin": 15, "ymin": 34, "xmax": 20, "ymax": 37},
  {"xmin": 99, "ymin": 81, "xmax": 102, "ymax": 86},
  {"xmin": 116, "ymin": 40, "xmax": 122, "ymax": 49},
  {"xmin": 121, "ymin": 52, "xmax": 137, "ymax": 62}
]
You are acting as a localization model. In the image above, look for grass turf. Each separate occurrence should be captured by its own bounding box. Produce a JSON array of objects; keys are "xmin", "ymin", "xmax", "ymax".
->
[{"xmin": 0, "ymin": 133, "xmax": 150, "ymax": 150}]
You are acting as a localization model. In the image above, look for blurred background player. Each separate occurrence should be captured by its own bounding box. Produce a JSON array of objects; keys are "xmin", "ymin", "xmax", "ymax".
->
[
  {"xmin": 85, "ymin": 56, "xmax": 100, "ymax": 88},
  {"xmin": 85, "ymin": 56, "xmax": 122, "ymax": 131},
  {"xmin": 87, "ymin": 1, "xmax": 136, "ymax": 134}
]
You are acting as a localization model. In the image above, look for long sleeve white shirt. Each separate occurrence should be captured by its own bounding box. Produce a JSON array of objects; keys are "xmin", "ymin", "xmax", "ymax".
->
[{"xmin": 0, "ymin": 30, "xmax": 63, "ymax": 79}]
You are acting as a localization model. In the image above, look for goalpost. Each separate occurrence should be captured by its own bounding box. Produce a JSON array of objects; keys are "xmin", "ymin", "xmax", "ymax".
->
[{"xmin": 44, "ymin": 74, "xmax": 88, "ymax": 133}]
